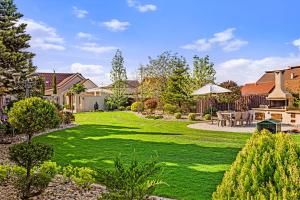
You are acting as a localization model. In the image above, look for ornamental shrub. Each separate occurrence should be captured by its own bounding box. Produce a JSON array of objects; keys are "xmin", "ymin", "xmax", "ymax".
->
[
  {"xmin": 188, "ymin": 113, "xmax": 196, "ymax": 121},
  {"xmin": 144, "ymin": 99, "xmax": 158, "ymax": 113},
  {"xmin": 126, "ymin": 106, "xmax": 131, "ymax": 111},
  {"xmin": 131, "ymin": 102, "xmax": 143, "ymax": 112},
  {"xmin": 62, "ymin": 111, "xmax": 75, "ymax": 125},
  {"xmin": 9, "ymin": 143, "xmax": 54, "ymax": 198},
  {"xmin": 212, "ymin": 130, "xmax": 300, "ymax": 200},
  {"xmin": 174, "ymin": 112, "xmax": 182, "ymax": 119},
  {"xmin": 0, "ymin": 165, "xmax": 9, "ymax": 183},
  {"xmin": 98, "ymin": 155, "xmax": 164, "ymax": 200},
  {"xmin": 118, "ymin": 106, "xmax": 125, "ymax": 111},
  {"xmin": 203, "ymin": 114, "xmax": 211, "ymax": 120},
  {"xmin": 71, "ymin": 167, "xmax": 96, "ymax": 189},
  {"xmin": 36, "ymin": 161, "xmax": 60, "ymax": 178},
  {"xmin": 8, "ymin": 97, "xmax": 60, "ymax": 141},
  {"xmin": 163, "ymin": 103, "xmax": 177, "ymax": 114}
]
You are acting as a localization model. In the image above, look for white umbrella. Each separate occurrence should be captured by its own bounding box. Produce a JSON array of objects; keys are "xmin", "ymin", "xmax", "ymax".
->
[
  {"xmin": 192, "ymin": 83, "xmax": 232, "ymax": 123},
  {"xmin": 192, "ymin": 83, "xmax": 231, "ymax": 95}
]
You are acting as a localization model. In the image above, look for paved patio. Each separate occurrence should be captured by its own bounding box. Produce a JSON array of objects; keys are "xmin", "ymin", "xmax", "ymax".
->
[{"xmin": 187, "ymin": 122, "xmax": 293, "ymax": 133}]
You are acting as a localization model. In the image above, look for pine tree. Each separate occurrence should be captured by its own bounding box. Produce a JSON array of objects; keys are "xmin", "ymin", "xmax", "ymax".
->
[
  {"xmin": 163, "ymin": 57, "xmax": 191, "ymax": 108},
  {"xmin": 0, "ymin": 0, "xmax": 36, "ymax": 95},
  {"xmin": 193, "ymin": 55, "xmax": 216, "ymax": 89},
  {"xmin": 52, "ymin": 70, "xmax": 57, "ymax": 95},
  {"xmin": 110, "ymin": 49, "xmax": 127, "ymax": 107}
]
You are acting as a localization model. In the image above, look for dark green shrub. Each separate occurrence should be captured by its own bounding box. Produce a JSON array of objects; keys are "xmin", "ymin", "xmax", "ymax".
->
[
  {"xmin": 212, "ymin": 130, "xmax": 300, "ymax": 200},
  {"xmin": 145, "ymin": 115, "xmax": 163, "ymax": 120},
  {"xmin": 163, "ymin": 103, "xmax": 177, "ymax": 114},
  {"xmin": 62, "ymin": 111, "xmax": 75, "ymax": 125},
  {"xmin": 174, "ymin": 112, "xmax": 181, "ymax": 119},
  {"xmin": 71, "ymin": 167, "xmax": 96, "ymax": 189},
  {"xmin": 203, "ymin": 114, "xmax": 211, "ymax": 120},
  {"xmin": 203, "ymin": 107, "xmax": 218, "ymax": 116},
  {"xmin": 98, "ymin": 155, "xmax": 164, "ymax": 200},
  {"xmin": 188, "ymin": 113, "xmax": 196, "ymax": 121},
  {"xmin": 9, "ymin": 143, "xmax": 54, "ymax": 198},
  {"xmin": 8, "ymin": 97, "xmax": 60, "ymax": 141},
  {"xmin": 131, "ymin": 102, "xmax": 143, "ymax": 112}
]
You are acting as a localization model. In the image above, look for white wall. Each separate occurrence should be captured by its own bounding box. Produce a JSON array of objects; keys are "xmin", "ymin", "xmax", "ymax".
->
[{"xmin": 81, "ymin": 94, "xmax": 109, "ymax": 112}]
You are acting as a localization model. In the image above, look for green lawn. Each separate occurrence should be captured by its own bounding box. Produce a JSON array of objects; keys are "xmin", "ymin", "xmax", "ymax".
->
[{"xmin": 34, "ymin": 112, "xmax": 300, "ymax": 200}]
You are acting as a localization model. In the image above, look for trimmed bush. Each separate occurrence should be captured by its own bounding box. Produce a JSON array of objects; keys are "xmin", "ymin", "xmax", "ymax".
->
[
  {"xmin": 8, "ymin": 97, "xmax": 60, "ymax": 141},
  {"xmin": 203, "ymin": 114, "xmax": 211, "ymax": 120},
  {"xmin": 145, "ymin": 115, "xmax": 163, "ymax": 120},
  {"xmin": 98, "ymin": 155, "xmax": 164, "ymax": 200},
  {"xmin": 131, "ymin": 102, "xmax": 143, "ymax": 112},
  {"xmin": 36, "ymin": 161, "xmax": 60, "ymax": 178},
  {"xmin": 61, "ymin": 111, "xmax": 75, "ymax": 125},
  {"xmin": 144, "ymin": 99, "xmax": 158, "ymax": 113},
  {"xmin": 71, "ymin": 167, "xmax": 96, "ymax": 189},
  {"xmin": 118, "ymin": 106, "xmax": 125, "ymax": 111},
  {"xmin": 126, "ymin": 105, "xmax": 131, "ymax": 111},
  {"xmin": 0, "ymin": 165, "xmax": 9, "ymax": 183},
  {"xmin": 163, "ymin": 103, "xmax": 177, "ymax": 114},
  {"xmin": 174, "ymin": 112, "xmax": 182, "ymax": 119},
  {"xmin": 212, "ymin": 130, "xmax": 300, "ymax": 200},
  {"xmin": 188, "ymin": 113, "xmax": 196, "ymax": 121}
]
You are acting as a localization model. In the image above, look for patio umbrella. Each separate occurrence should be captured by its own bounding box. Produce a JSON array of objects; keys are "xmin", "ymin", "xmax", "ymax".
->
[{"xmin": 192, "ymin": 83, "xmax": 232, "ymax": 123}]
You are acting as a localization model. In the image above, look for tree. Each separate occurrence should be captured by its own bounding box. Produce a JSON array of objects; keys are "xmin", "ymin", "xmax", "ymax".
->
[
  {"xmin": 52, "ymin": 70, "xmax": 57, "ymax": 95},
  {"xmin": 212, "ymin": 130, "xmax": 300, "ymax": 200},
  {"xmin": 110, "ymin": 49, "xmax": 127, "ymax": 107},
  {"xmin": 216, "ymin": 80, "xmax": 241, "ymax": 110},
  {"xmin": 66, "ymin": 83, "xmax": 86, "ymax": 112},
  {"xmin": 0, "ymin": 0, "xmax": 36, "ymax": 95},
  {"xmin": 8, "ymin": 97, "xmax": 60, "ymax": 142},
  {"xmin": 140, "ymin": 52, "xmax": 183, "ymax": 106},
  {"xmin": 163, "ymin": 57, "xmax": 192, "ymax": 109},
  {"xmin": 192, "ymin": 55, "xmax": 216, "ymax": 89}
]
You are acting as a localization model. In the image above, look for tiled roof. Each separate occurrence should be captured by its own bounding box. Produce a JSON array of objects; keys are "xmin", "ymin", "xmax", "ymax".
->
[
  {"xmin": 241, "ymin": 82, "xmax": 274, "ymax": 96},
  {"xmin": 102, "ymin": 80, "xmax": 139, "ymax": 89},
  {"xmin": 37, "ymin": 73, "xmax": 76, "ymax": 90}
]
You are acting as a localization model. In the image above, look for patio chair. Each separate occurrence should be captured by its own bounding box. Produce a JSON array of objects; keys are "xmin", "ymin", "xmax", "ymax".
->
[
  {"xmin": 233, "ymin": 112, "xmax": 242, "ymax": 126},
  {"xmin": 241, "ymin": 112, "xmax": 250, "ymax": 126},
  {"xmin": 216, "ymin": 112, "xmax": 225, "ymax": 127}
]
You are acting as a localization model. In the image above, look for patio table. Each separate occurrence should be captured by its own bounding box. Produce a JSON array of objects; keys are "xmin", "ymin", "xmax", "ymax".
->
[{"xmin": 220, "ymin": 111, "xmax": 235, "ymax": 126}]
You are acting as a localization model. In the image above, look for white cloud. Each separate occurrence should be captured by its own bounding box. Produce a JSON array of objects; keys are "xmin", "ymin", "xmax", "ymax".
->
[
  {"xmin": 72, "ymin": 6, "xmax": 88, "ymax": 18},
  {"xmin": 102, "ymin": 19, "xmax": 130, "ymax": 32},
  {"xmin": 77, "ymin": 32, "xmax": 92, "ymax": 39},
  {"xmin": 127, "ymin": 0, "xmax": 157, "ymax": 12},
  {"xmin": 19, "ymin": 18, "xmax": 65, "ymax": 51},
  {"xmin": 182, "ymin": 28, "xmax": 248, "ymax": 52},
  {"xmin": 216, "ymin": 54, "xmax": 300, "ymax": 85},
  {"xmin": 70, "ymin": 63, "xmax": 109, "ymax": 85},
  {"xmin": 293, "ymin": 38, "xmax": 300, "ymax": 50},
  {"xmin": 79, "ymin": 43, "xmax": 117, "ymax": 54}
]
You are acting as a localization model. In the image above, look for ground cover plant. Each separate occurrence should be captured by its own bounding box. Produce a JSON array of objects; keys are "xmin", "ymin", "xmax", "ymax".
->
[{"xmin": 34, "ymin": 112, "xmax": 300, "ymax": 199}]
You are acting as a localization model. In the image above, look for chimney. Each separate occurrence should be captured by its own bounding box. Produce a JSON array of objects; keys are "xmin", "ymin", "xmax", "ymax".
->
[{"xmin": 267, "ymin": 70, "xmax": 292, "ymax": 100}]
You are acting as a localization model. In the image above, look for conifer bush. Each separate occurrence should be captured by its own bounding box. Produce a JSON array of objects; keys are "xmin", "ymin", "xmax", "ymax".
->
[{"xmin": 212, "ymin": 130, "xmax": 300, "ymax": 200}]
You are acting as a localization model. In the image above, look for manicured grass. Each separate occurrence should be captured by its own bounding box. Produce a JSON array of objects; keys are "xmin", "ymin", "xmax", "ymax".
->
[{"xmin": 34, "ymin": 112, "xmax": 300, "ymax": 199}]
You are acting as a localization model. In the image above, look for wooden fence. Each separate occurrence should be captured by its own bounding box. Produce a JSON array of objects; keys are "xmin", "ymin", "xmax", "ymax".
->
[{"xmin": 196, "ymin": 95, "xmax": 268, "ymax": 114}]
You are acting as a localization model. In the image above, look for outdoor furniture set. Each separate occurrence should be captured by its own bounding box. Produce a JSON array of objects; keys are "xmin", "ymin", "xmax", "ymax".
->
[{"xmin": 216, "ymin": 111, "xmax": 253, "ymax": 127}]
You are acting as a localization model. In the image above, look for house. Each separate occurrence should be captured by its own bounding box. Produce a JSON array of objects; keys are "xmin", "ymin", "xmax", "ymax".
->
[
  {"xmin": 100, "ymin": 80, "xmax": 140, "ymax": 98},
  {"xmin": 39, "ymin": 72, "xmax": 111, "ymax": 112},
  {"xmin": 241, "ymin": 66, "xmax": 300, "ymax": 96}
]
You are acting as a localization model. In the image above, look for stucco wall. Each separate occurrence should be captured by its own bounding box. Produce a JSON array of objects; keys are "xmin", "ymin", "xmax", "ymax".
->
[{"xmin": 81, "ymin": 94, "xmax": 109, "ymax": 112}]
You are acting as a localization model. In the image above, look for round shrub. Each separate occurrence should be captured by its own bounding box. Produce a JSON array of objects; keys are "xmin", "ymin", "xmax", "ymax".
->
[
  {"xmin": 126, "ymin": 106, "xmax": 131, "ymax": 111},
  {"xmin": 188, "ymin": 113, "xmax": 196, "ymax": 121},
  {"xmin": 144, "ymin": 99, "xmax": 158, "ymax": 112},
  {"xmin": 163, "ymin": 103, "xmax": 177, "ymax": 114},
  {"xmin": 203, "ymin": 114, "xmax": 211, "ymax": 120},
  {"xmin": 8, "ymin": 97, "xmax": 60, "ymax": 141},
  {"xmin": 131, "ymin": 102, "xmax": 143, "ymax": 112},
  {"xmin": 118, "ymin": 106, "xmax": 125, "ymax": 111},
  {"xmin": 174, "ymin": 112, "xmax": 182, "ymax": 119},
  {"xmin": 61, "ymin": 111, "xmax": 75, "ymax": 125},
  {"xmin": 212, "ymin": 130, "xmax": 300, "ymax": 200}
]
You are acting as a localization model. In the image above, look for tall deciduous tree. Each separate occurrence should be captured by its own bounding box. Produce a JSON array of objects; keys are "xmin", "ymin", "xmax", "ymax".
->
[
  {"xmin": 52, "ymin": 70, "xmax": 57, "ymax": 95},
  {"xmin": 0, "ymin": 0, "xmax": 36, "ymax": 95},
  {"xmin": 216, "ymin": 80, "xmax": 241, "ymax": 110},
  {"xmin": 163, "ymin": 57, "xmax": 192, "ymax": 108},
  {"xmin": 192, "ymin": 55, "xmax": 216, "ymax": 89},
  {"xmin": 110, "ymin": 49, "xmax": 127, "ymax": 107}
]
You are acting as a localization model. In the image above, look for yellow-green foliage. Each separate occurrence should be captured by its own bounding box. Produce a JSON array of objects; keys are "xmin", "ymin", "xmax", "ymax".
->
[
  {"xmin": 71, "ymin": 167, "xmax": 96, "ymax": 189},
  {"xmin": 131, "ymin": 102, "xmax": 143, "ymax": 112},
  {"xmin": 212, "ymin": 130, "xmax": 300, "ymax": 200}
]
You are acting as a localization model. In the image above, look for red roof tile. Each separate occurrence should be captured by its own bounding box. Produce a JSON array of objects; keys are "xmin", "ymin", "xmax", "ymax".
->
[
  {"xmin": 241, "ymin": 82, "xmax": 274, "ymax": 96},
  {"xmin": 37, "ymin": 73, "xmax": 76, "ymax": 90}
]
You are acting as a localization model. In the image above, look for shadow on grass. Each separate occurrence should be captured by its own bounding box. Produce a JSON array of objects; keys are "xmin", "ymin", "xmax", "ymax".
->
[{"xmin": 34, "ymin": 123, "xmax": 241, "ymax": 200}]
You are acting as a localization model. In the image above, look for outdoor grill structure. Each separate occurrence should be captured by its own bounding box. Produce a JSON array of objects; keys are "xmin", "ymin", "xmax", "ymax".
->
[
  {"xmin": 256, "ymin": 119, "xmax": 281, "ymax": 133},
  {"xmin": 252, "ymin": 70, "xmax": 299, "ymax": 124}
]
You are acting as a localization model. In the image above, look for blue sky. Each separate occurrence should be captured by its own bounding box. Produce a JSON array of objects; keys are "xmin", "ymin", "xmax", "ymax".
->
[{"xmin": 15, "ymin": 0, "xmax": 300, "ymax": 86}]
